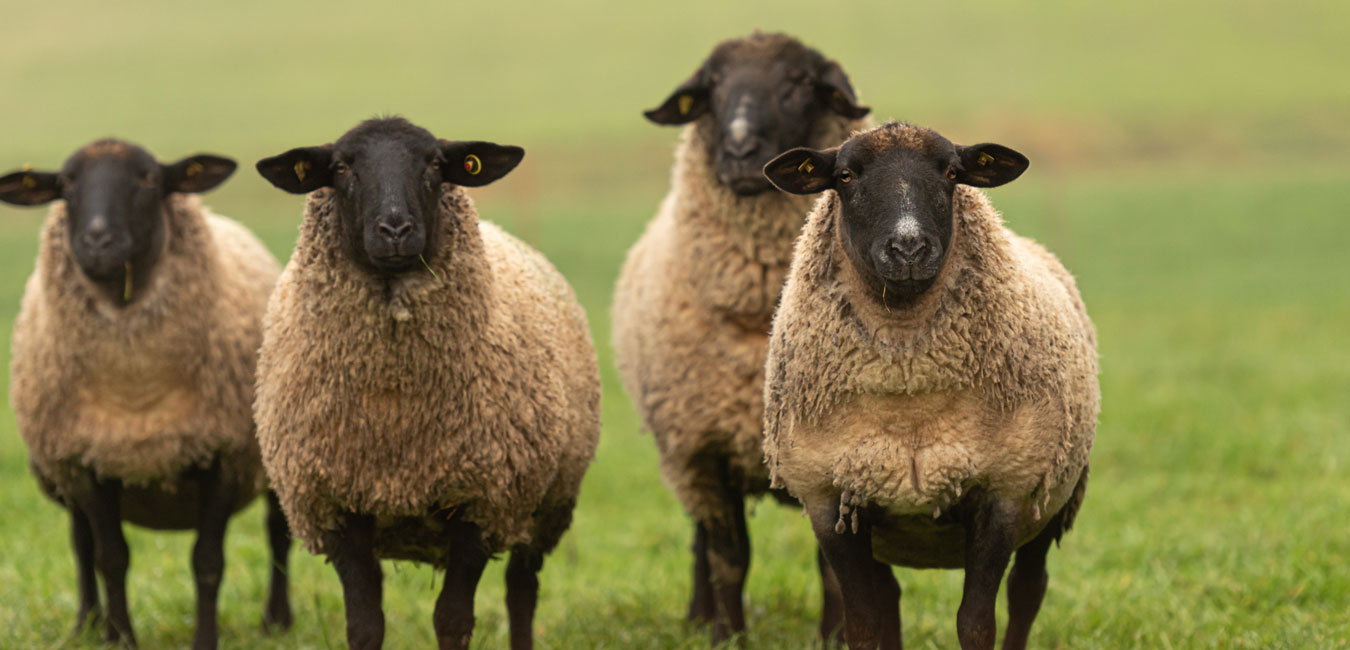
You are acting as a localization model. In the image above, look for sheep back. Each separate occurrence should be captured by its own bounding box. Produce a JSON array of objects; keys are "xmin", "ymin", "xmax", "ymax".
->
[
  {"xmin": 255, "ymin": 187, "xmax": 600, "ymax": 561},
  {"xmin": 10, "ymin": 195, "xmax": 280, "ymax": 523}
]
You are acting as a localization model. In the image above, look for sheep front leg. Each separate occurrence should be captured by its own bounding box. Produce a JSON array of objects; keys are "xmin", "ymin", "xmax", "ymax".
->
[
  {"xmin": 704, "ymin": 467, "xmax": 750, "ymax": 646},
  {"xmin": 328, "ymin": 513, "xmax": 384, "ymax": 650},
  {"xmin": 261, "ymin": 490, "xmax": 293, "ymax": 632},
  {"xmin": 191, "ymin": 460, "xmax": 235, "ymax": 650},
  {"xmin": 69, "ymin": 506, "xmax": 101, "ymax": 635},
  {"xmin": 956, "ymin": 493, "xmax": 1016, "ymax": 650},
  {"xmin": 817, "ymin": 547, "xmax": 845, "ymax": 644},
  {"xmin": 807, "ymin": 499, "xmax": 899, "ymax": 650},
  {"xmin": 434, "ymin": 519, "xmax": 490, "ymax": 650},
  {"xmin": 687, "ymin": 522, "xmax": 715, "ymax": 625},
  {"xmin": 74, "ymin": 473, "xmax": 136, "ymax": 646}
]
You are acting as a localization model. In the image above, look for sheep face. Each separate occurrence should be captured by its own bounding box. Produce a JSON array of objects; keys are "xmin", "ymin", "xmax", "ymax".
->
[
  {"xmin": 764, "ymin": 122, "xmax": 1029, "ymax": 304},
  {"xmin": 644, "ymin": 32, "xmax": 868, "ymax": 197},
  {"xmin": 0, "ymin": 140, "xmax": 235, "ymax": 292},
  {"xmin": 255, "ymin": 117, "xmax": 523, "ymax": 276}
]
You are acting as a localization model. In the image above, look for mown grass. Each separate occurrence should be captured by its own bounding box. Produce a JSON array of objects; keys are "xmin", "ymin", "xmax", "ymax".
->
[{"xmin": 1, "ymin": 1, "xmax": 1347, "ymax": 648}]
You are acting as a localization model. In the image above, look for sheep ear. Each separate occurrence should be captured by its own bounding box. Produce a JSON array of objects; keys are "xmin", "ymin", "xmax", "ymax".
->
[
  {"xmin": 955, "ymin": 143, "xmax": 1028, "ymax": 188},
  {"xmin": 0, "ymin": 169, "xmax": 63, "ymax": 206},
  {"xmin": 439, "ymin": 141, "xmax": 524, "ymax": 187},
  {"xmin": 255, "ymin": 146, "xmax": 333, "ymax": 194},
  {"xmin": 763, "ymin": 147, "xmax": 838, "ymax": 195},
  {"xmin": 815, "ymin": 61, "xmax": 870, "ymax": 120},
  {"xmin": 162, "ymin": 154, "xmax": 236, "ymax": 194},
  {"xmin": 643, "ymin": 67, "xmax": 711, "ymax": 125}
]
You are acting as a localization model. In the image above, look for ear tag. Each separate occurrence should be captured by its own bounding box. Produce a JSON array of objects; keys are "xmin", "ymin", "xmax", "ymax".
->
[
  {"xmin": 833, "ymin": 90, "xmax": 845, "ymax": 103},
  {"xmin": 21, "ymin": 175, "xmax": 37, "ymax": 189},
  {"xmin": 678, "ymin": 94, "xmax": 694, "ymax": 116},
  {"xmin": 185, "ymin": 161, "xmax": 204, "ymax": 177},
  {"xmin": 977, "ymin": 152, "xmax": 995, "ymax": 167},
  {"xmin": 464, "ymin": 154, "xmax": 482, "ymax": 175},
  {"xmin": 293, "ymin": 160, "xmax": 308, "ymax": 182},
  {"xmin": 797, "ymin": 159, "xmax": 815, "ymax": 174},
  {"xmin": 22, "ymin": 163, "xmax": 34, "ymax": 171}
]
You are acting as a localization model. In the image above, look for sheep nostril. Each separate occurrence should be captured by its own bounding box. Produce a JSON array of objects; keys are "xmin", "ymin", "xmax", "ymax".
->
[
  {"xmin": 889, "ymin": 236, "xmax": 929, "ymax": 265},
  {"xmin": 82, "ymin": 231, "xmax": 113, "ymax": 251},
  {"xmin": 378, "ymin": 221, "xmax": 413, "ymax": 242}
]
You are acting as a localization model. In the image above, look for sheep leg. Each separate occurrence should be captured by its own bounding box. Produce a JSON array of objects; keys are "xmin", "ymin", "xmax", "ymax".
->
[
  {"xmin": 1000, "ymin": 510, "xmax": 1062, "ymax": 650},
  {"xmin": 190, "ymin": 460, "xmax": 234, "ymax": 650},
  {"xmin": 505, "ymin": 546, "xmax": 543, "ymax": 650},
  {"xmin": 261, "ymin": 490, "xmax": 293, "ymax": 632},
  {"xmin": 434, "ymin": 520, "xmax": 490, "ymax": 650},
  {"xmin": 817, "ymin": 547, "xmax": 845, "ymax": 645},
  {"xmin": 705, "ymin": 466, "xmax": 750, "ymax": 646},
  {"xmin": 77, "ymin": 474, "xmax": 136, "ymax": 646},
  {"xmin": 687, "ymin": 522, "xmax": 715, "ymax": 625},
  {"xmin": 69, "ymin": 506, "xmax": 101, "ymax": 635},
  {"xmin": 956, "ymin": 495, "xmax": 1015, "ymax": 650},
  {"xmin": 328, "ymin": 513, "xmax": 384, "ymax": 650},
  {"xmin": 873, "ymin": 560, "xmax": 903, "ymax": 650},
  {"xmin": 807, "ymin": 500, "xmax": 895, "ymax": 650}
]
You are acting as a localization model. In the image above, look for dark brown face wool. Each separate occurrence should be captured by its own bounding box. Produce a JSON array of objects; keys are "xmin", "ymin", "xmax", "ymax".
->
[
  {"xmin": 762, "ymin": 124, "xmax": 1099, "ymax": 545},
  {"xmin": 10, "ymin": 195, "xmax": 281, "ymax": 507},
  {"xmin": 254, "ymin": 186, "xmax": 600, "ymax": 561}
]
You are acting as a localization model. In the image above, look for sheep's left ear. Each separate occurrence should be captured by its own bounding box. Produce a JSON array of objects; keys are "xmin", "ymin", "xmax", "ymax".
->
[
  {"xmin": 643, "ymin": 67, "xmax": 711, "ymax": 125},
  {"xmin": 955, "ymin": 143, "xmax": 1029, "ymax": 188},
  {"xmin": 162, "ymin": 154, "xmax": 237, "ymax": 194},
  {"xmin": 763, "ymin": 146, "xmax": 839, "ymax": 195},
  {"xmin": 815, "ymin": 61, "xmax": 870, "ymax": 120},
  {"xmin": 0, "ymin": 169, "xmax": 63, "ymax": 205},
  {"xmin": 439, "ymin": 141, "xmax": 525, "ymax": 187}
]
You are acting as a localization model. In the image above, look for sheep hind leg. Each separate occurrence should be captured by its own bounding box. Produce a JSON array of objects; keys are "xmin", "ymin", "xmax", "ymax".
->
[
  {"xmin": 817, "ymin": 547, "xmax": 845, "ymax": 645},
  {"xmin": 873, "ymin": 560, "xmax": 902, "ymax": 650},
  {"xmin": 687, "ymin": 522, "xmax": 715, "ymax": 626},
  {"xmin": 190, "ymin": 460, "xmax": 235, "ymax": 650},
  {"xmin": 328, "ymin": 513, "xmax": 384, "ymax": 650},
  {"xmin": 434, "ymin": 520, "xmax": 490, "ymax": 650},
  {"xmin": 1000, "ymin": 510, "xmax": 1063, "ymax": 650},
  {"xmin": 505, "ymin": 546, "xmax": 543, "ymax": 650},
  {"xmin": 956, "ymin": 492, "xmax": 1016, "ymax": 650},
  {"xmin": 705, "ymin": 465, "xmax": 750, "ymax": 647},
  {"xmin": 69, "ymin": 506, "xmax": 101, "ymax": 636},
  {"xmin": 261, "ymin": 490, "xmax": 293, "ymax": 632}
]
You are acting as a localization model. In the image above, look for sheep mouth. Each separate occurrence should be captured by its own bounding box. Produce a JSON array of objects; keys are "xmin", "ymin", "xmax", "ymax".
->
[
  {"xmin": 368, "ymin": 254, "xmax": 420, "ymax": 274},
  {"xmin": 720, "ymin": 173, "xmax": 774, "ymax": 197}
]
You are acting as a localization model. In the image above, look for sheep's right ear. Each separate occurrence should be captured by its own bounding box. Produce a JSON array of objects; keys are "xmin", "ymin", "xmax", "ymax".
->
[
  {"xmin": 255, "ymin": 145, "xmax": 333, "ymax": 194},
  {"xmin": 0, "ymin": 169, "xmax": 63, "ymax": 206},
  {"xmin": 643, "ymin": 67, "xmax": 711, "ymax": 125},
  {"xmin": 763, "ymin": 147, "xmax": 838, "ymax": 195},
  {"xmin": 439, "ymin": 141, "xmax": 525, "ymax": 187}
]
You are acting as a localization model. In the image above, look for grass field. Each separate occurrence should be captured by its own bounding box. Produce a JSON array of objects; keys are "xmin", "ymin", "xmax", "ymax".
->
[{"xmin": 1, "ymin": 1, "xmax": 1348, "ymax": 648}]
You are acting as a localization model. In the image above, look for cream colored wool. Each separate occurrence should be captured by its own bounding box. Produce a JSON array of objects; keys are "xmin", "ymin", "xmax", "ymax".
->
[
  {"xmin": 764, "ymin": 146, "xmax": 1098, "ymax": 555},
  {"xmin": 255, "ymin": 187, "xmax": 600, "ymax": 562},
  {"xmin": 612, "ymin": 110, "xmax": 866, "ymax": 525},
  {"xmin": 10, "ymin": 195, "xmax": 280, "ymax": 514}
]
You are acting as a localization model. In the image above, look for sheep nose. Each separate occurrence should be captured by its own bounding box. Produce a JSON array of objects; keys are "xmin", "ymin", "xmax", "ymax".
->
[
  {"xmin": 723, "ymin": 138, "xmax": 761, "ymax": 160},
  {"xmin": 377, "ymin": 220, "xmax": 413, "ymax": 242},
  {"xmin": 887, "ymin": 235, "xmax": 930, "ymax": 266},
  {"xmin": 82, "ymin": 219, "xmax": 114, "ymax": 251}
]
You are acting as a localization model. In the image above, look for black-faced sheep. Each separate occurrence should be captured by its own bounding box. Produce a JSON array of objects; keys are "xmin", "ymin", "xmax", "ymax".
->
[
  {"xmin": 0, "ymin": 140, "xmax": 291, "ymax": 650},
  {"xmin": 253, "ymin": 117, "xmax": 601, "ymax": 650},
  {"xmin": 611, "ymin": 31, "xmax": 870, "ymax": 643},
  {"xmin": 760, "ymin": 121, "xmax": 1098, "ymax": 650}
]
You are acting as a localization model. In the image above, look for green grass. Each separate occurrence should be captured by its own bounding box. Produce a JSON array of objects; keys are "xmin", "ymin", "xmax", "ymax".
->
[{"xmin": 1, "ymin": 1, "xmax": 1348, "ymax": 648}]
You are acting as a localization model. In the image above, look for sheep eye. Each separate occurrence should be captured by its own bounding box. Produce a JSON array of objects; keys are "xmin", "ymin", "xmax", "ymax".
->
[
  {"xmin": 945, "ymin": 165, "xmax": 957, "ymax": 181},
  {"xmin": 430, "ymin": 160, "xmax": 441, "ymax": 171},
  {"xmin": 333, "ymin": 162, "xmax": 349, "ymax": 174},
  {"xmin": 838, "ymin": 169, "xmax": 853, "ymax": 184}
]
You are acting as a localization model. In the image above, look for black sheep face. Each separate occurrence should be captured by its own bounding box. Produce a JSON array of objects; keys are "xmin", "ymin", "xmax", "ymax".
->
[
  {"xmin": 644, "ymin": 32, "xmax": 869, "ymax": 197},
  {"xmin": 0, "ymin": 140, "xmax": 236, "ymax": 300},
  {"xmin": 764, "ymin": 122, "xmax": 1029, "ymax": 305},
  {"xmin": 256, "ymin": 117, "xmax": 524, "ymax": 276}
]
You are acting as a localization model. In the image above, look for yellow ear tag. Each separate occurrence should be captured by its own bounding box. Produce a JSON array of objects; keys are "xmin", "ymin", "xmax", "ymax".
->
[
  {"xmin": 23, "ymin": 162, "xmax": 34, "ymax": 171},
  {"xmin": 678, "ymin": 94, "xmax": 694, "ymax": 116},
  {"xmin": 797, "ymin": 159, "xmax": 815, "ymax": 174},
  {"xmin": 464, "ymin": 154, "xmax": 482, "ymax": 175},
  {"xmin": 293, "ymin": 160, "xmax": 308, "ymax": 182},
  {"xmin": 185, "ymin": 161, "xmax": 204, "ymax": 177},
  {"xmin": 977, "ymin": 152, "xmax": 995, "ymax": 167},
  {"xmin": 21, "ymin": 175, "xmax": 37, "ymax": 188}
]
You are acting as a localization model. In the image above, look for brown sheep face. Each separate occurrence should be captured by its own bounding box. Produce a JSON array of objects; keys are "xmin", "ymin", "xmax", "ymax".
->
[
  {"xmin": 255, "ymin": 117, "xmax": 523, "ymax": 276},
  {"xmin": 0, "ymin": 141, "xmax": 235, "ymax": 301},
  {"xmin": 763, "ymin": 122, "xmax": 1029, "ymax": 305},
  {"xmin": 644, "ymin": 32, "xmax": 869, "ymax": 197}
]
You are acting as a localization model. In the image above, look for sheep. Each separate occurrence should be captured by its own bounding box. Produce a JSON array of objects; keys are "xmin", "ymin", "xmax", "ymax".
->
[
  {"xmin": 759, "ymin": 121, "xmax": 1099, "ymax": 650},
  {"xmin": 0, "ymin": 140, "xmax": 292, "ymax": 650},
  {"xmin": 611, "ymin": 31, "xmax": 872, "ymax": 643},
  {"xmin": 252, "ymin": 117, "xmax": 601, "ymax": 650}
]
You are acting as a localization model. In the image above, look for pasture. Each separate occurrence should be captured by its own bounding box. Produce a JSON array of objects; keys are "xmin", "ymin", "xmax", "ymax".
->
[{"xmin": 1, "ymin": 0, "xmax": 1346, "ymax": 647}]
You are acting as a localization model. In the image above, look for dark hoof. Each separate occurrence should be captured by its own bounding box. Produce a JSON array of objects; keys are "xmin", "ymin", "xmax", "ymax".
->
[
  {"xmin": 262, "ymin": 600, "xmax": 294, "ymax": 632},
  {"xmin": 71, "ymin": 607, "xmax": 103, "ymax": 637}
]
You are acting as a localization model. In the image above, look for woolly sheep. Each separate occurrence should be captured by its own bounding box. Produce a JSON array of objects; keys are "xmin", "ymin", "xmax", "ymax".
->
[
  {"xmin": 760, "ymin": 121, "xmax": 1099, "ymax": 650},
  {"xmin": 0, "ymin": 140, "xmax": 291, "ymax": 650},
  {"xmin": 253, "ymin": 117, "xmax": 601, "ymax": 650},
  {"xmin": 611, "ymin": 31, "xmax": 871, "ymax": 643}
]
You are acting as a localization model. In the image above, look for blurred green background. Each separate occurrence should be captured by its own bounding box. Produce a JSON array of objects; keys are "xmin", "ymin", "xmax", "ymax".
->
[{"xmin": 1, "ymin": 1, "xmax": 1347, "ymax": 648}]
